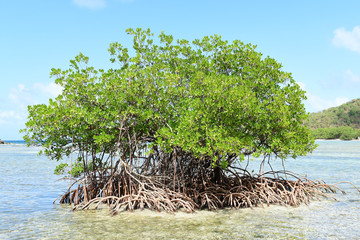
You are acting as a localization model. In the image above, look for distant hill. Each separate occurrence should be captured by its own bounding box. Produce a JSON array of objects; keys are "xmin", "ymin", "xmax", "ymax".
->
[{"xmin": 306, "ymin": 98, "xmax": 360, "ymax": 129}]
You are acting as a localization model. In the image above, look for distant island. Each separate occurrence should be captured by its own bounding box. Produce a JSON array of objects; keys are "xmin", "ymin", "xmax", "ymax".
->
[
  {"xmin": 0, "ymin": 139, "xmax": 8, "ymax": 144},
  {"xmin": 306, "ymin": 98, "xmax": 360, "ymax": 140}
]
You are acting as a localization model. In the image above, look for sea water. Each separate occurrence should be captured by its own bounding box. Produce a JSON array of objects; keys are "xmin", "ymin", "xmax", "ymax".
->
[{"xmin": 0, "ymin": 140, "xmax": 359, "ymax": 239}]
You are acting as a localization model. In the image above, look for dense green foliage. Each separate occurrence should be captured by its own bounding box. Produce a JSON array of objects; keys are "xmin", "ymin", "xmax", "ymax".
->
[
  {"xmin": 22, "ymin": 28, "xmax": 315, "ymax": 178},
  {"xmin": 311, "ymin": 126, "xmax": 360, "ymax": 140},
  {"xmin": 307, "ymin": 99, "xmax": 360, "ymax": 140}
]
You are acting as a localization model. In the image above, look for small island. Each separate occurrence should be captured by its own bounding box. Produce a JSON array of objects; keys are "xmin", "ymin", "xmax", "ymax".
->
[
  {"xmin": 22, "ymin": 28, "xmax": 345, "ymax": 214},
  {"xmin": 0, "ymin": 139, "xmax": 7, "ymax": 144}
]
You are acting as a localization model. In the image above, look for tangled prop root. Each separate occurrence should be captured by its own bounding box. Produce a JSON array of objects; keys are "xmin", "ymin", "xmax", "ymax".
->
[{"xmin": 56, "ymin": 169, "xmax": 345, "ymax": 215}]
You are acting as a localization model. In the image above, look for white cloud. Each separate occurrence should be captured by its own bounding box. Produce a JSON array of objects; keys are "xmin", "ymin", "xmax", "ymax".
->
[
  {"xmin": 306, "ymin": 93, "xmax": 349, "ymax": 113},
  {"xmin": 73, "ymin": 0, "xmax": 106, "ymax": 9},
  {"xmin": 33, "ymin": 82, "xmax": 63, "ymax": 98},
  {"xmin": 72, "ymin": 0, "xmax": 135, "ymax": 9},
  {"xmin": 343, "ymin": 69, "xmax": 360, "ymax": 83},
  {"xmin": 334, "ymin": 97, "xmax": 350, "ymax": 107},
  {"xmin": 0, "ymin": 111, "xmax": 22, "ymax": 124},
  {"xmin": 332, "ymin": 26, "xmax": 360, "ymax": 54},
  {"xmin": 1, "ymin": 82, "xmax": 63, "ymax": 138},
  {"xmin": 8, "ymin": 84, "xmax": 36, "ymax": 109},
  {"xmin": 6, "ymin": 82, "xmax": 63, "ymax": 121},
  {"xmin": 115, "ymin": 0, "xmax": 135, "ymax": 2},
  {"xmin": 297, "ymin": 81, "xmax": 306, "ymax": 90},
  {"xmin": 9, "ymin": 82, "xmax": 62, "ymax": 103},
  {"xmin": 300, "ymin": 82, "xmax": 349, "ymax": 112}
]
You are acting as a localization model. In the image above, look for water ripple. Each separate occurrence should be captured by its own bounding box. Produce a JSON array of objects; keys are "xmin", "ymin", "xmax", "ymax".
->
[{"xmin": 1, "ymin": 141, "xmax": 360, "ymax": 239}]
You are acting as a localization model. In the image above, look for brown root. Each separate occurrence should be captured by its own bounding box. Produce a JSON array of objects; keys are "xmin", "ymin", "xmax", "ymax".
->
[{"xmin": 57, "ymin": 167, "xmax": 342, "ymax": 214}]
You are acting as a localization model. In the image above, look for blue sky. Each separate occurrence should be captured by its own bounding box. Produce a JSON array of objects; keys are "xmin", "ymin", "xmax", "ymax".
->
[{"xmin": 1, "ymin": 0, "xmax": 360, "ymax": 140}]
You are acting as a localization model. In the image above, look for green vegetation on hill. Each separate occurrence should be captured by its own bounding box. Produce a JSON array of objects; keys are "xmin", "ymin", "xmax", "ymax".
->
[
  {"xmin": 311, "ymin": 126, "xmax": 360, "ymax": 140},
  {"xmin": 306, "ymin": 99, "xmax": 360, "ymax": 140},
  {"xmin": 307, "ymin": 99, "xmax": 360, "ymax": 129}
]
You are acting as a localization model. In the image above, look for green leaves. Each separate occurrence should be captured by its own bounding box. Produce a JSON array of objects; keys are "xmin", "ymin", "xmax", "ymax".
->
[{"xmin": 22, "ymin": 28, "xmax": 316, "ymax": 175}]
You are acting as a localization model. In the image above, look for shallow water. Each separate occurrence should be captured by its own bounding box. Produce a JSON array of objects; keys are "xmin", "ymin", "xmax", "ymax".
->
[{"xmin": 0, "ymin": 141, "xmax": 359, "ymax": 239}]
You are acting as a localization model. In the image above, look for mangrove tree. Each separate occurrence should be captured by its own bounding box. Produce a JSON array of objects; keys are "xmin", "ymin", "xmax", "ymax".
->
[{"xmin": 22, "ymin": 28, "xmax": 338, "ymax": 214}]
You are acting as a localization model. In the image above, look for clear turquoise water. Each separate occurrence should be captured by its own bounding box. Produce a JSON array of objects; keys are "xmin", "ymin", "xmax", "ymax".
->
[{"xmin": 0, "ymin": 141, "xmax": 359, "ymax": 239}]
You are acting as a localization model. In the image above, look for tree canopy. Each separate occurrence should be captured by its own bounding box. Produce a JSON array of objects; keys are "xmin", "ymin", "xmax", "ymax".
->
[
  {"xmin": 22, "ymin": 28, "xmax": 322, "ymax": 213},
  {"xmin": 23, "ymin": 28, "xmax": 314, "ymax": 163}
]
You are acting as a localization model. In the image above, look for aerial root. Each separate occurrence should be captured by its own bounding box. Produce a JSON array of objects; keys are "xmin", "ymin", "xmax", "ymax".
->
[
  {"xmin": 56, "ymin": 170, "xmax": 344, "ymax": 214},
  {"xmin": 334, "ymin": 181, "xmax": 360, "ymax": 193}
]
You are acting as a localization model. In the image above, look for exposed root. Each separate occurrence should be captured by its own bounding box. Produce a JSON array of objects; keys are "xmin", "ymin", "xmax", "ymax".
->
[
  {"xmin": 57, "ymin": 169, "xmax": 344, "ymax": 214},
  {"xmin": 334, "ymin": 181, "xmax": 360, "ymax": 193}
]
